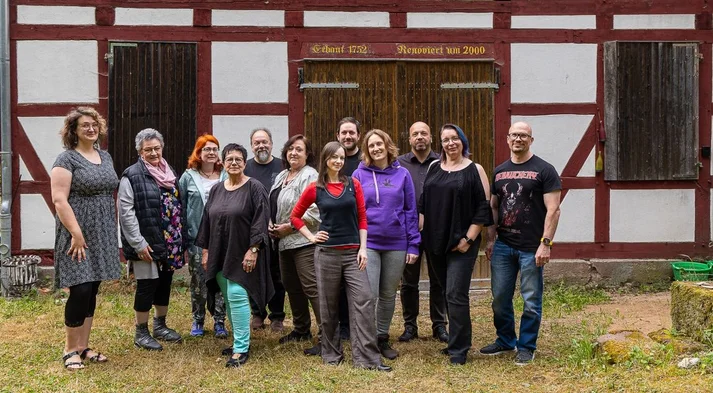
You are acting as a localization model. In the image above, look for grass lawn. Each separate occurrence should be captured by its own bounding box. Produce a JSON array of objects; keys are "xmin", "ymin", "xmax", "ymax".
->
[{"xmin": 0, "ymin": 281, "xmax": 711, "ymax": 393}]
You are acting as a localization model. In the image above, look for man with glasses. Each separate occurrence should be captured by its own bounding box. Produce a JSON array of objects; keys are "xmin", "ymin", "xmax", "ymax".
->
[
  {"xmin": 244, "ymin": 128, "xmax": 286, "ymax": 332},
  {"xmin": 480, "ymin": 121, "xmax": 561, "ymax": 366}
]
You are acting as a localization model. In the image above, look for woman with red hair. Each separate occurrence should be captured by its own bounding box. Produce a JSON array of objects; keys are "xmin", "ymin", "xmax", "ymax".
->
[{"xmin": 178, "ymin": 135, "xmax": 227, "ymax": 338}]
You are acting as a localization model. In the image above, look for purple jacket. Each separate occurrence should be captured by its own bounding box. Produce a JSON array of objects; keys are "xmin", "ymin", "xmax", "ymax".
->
[{"xmin": 352, "ymin": 161, "xmax": 420, "ymax": 255}]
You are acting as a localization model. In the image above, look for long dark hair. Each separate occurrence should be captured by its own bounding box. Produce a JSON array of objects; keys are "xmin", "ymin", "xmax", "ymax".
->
[{"xmin": 316, "ymin": 141, "xmax": 348, "ymax": 188}]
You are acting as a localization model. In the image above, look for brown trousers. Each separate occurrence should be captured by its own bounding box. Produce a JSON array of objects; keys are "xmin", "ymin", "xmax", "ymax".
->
[
  {"xmin": 314, "ymin": 246, "xmax": 381, "ymax": 367},
  {"xmin": 280, "ymin": 245, "xmax": 321, "ymax": 335}
]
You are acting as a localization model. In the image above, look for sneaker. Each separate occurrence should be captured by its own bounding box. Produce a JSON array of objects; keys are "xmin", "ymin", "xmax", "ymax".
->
[
  {"xmin": 398, "ymin": 326, "xmax": 418, "ymax": 342},
  {"xmin": 279, "ymin": 330, "xmax": 313, "ymax": 344},
  {"xmin": 479, "ymin": 342, "xmax": 516, "ymax": 356},
  {"xmin": 432, "ymin": 326, "xmax": 448, "ymax": 343},
  {"xmin": 514, "ymin": 349, "xmax": 535, "ymax": 366},
  {"xmin": 303, "ymin": 343, "xmax": 321, "ymax": 356},
  {"xmin": 251, "ymin": 316, "xmax": 266, "ymax": 330},
  {"xmin": 190, "ymin": 321, "xmax": 204, "ymax": 337},
  {"xmin": 214, "ymin": 322, "xmax": 228, "ymax": 338},
  {"xmin": 377, "ymin": 335, "xmax": 399, "ymax": 360}
]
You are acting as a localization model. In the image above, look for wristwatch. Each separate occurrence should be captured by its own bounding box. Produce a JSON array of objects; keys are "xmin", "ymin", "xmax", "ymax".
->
[
  {"xmin": 250, "ymin": 246, "xmax": 259, "ymax": 253},
  {"xmin": 541, "ymin": 238, "xmax": 554, "ymax": 247},
  {"xmin": 464, "ymin": 237, "xmax": 476, "ymax": 245}
]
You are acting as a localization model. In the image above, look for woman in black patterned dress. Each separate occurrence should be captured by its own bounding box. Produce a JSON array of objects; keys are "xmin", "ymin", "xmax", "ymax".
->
[{"xmin": 50, "ymin": 107, "xmax": 121, "ymax": 370}]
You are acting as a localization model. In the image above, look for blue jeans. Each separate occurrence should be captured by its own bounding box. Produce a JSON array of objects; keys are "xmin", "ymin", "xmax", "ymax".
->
[{"xmin": 490, "ymin": 239, "xmax": 544, "ymax": 352}]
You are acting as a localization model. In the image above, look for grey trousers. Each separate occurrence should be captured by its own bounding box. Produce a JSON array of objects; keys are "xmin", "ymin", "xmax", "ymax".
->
[
  {"xmin": 188, "ymin": 246, "xmax": 225, "ymax": 324},
  {"xmin": 314, "ymin": 246, "xmax": 381, "ymax": 367},
  {"xmin": 280, "ymin": 244, "xmax": 321, "ymax": 335},
  {"xmin": 366, "ymin": 249, "xmax": 406, "ymax": 337}
]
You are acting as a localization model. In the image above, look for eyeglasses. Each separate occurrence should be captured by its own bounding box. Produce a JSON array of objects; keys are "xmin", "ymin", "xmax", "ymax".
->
[
  {"xmin": 79, "ymin": 122, "xmax": 98, "ymax": 131},
  {"xmin": 508, "ymin": 133, "xmax": 532, "ymax": 140},
  {"xmin": 224, "ymin": 157, "xmax": 245, "ymax": 165},
  {"xmin": 441, "ymin": 137, "xmax": 461, "ymax": 145},
  {"xmin": 201, "ymin": 147, "xmax": 219, "ymax": 153},
  {"xmin": 142, "ymin": 146, "xmax": 162, "ymax": 153}
]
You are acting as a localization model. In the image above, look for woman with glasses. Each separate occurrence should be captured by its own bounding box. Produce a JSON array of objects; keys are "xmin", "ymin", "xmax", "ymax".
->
[
  {"xmin": 118, "ymin": 128, "xmax": 185, "ymax": 351},
  {"xmin": 51, "ymin": 107, "xmax": 122, "ymax": 370},
  {"xmin": 195, "ymin": 144, "xmax": 273, "ymax": 367},
  {"xmin": 178, "ymin": 136, "xmax": 228, "ymax": 339},
  {"xmin": 420, "ymin": 124, "xmax": 492, "ymax": 365}
]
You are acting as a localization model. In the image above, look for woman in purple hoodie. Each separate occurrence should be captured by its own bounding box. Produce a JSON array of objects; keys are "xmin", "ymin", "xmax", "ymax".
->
[{"xmin": 352, "ymin": 129, "xmax": 420, "ymax": 360}]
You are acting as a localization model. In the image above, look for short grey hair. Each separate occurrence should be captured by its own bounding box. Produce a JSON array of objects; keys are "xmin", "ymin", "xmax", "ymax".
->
[
  {"xmin": 250, "ymin": 128, "xmax": 273, "ymax": 143},
  {"xmin": 135, "ymin": 128, "xmax": 165, "ymax": 152}
]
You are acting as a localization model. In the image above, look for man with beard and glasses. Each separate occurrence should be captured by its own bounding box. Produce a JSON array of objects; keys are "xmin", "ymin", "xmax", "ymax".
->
[
  {"xmin": 244, "ymin": 128, "xmax": 286, "ymax": 332},
  {"xmin": 396, "ymin": 121, "xmax": 448, "ymax": 344},
  {"xmin": 334, "ymin": 116, "xmax": 362, "ymax": 341}
]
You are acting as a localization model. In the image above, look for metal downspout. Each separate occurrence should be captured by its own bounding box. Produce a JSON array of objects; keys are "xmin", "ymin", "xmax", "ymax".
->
[{"xmin": 0, "ymin": 0, "xmax": 13, "ymax": 260}]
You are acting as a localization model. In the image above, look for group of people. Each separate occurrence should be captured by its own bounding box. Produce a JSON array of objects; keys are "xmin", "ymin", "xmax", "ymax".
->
[{"xmin": 51, "ymin": 107, "xmax": 561, "ymax": 371}]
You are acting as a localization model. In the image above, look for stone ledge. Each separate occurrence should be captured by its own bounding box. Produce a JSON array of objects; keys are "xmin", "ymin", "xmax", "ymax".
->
[{"xmin": 546, "ymin": 259, "xmax": 673, "ymax": 287}]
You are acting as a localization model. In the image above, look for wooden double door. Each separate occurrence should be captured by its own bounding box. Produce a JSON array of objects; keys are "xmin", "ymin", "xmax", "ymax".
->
[{"xmin": 303, "ymin": 60, "xmax": 495, "ymax": 288}]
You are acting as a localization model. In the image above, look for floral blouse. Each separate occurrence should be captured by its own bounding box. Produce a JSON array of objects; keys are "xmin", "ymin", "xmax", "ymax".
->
[{"xmin": 161, "ymin": 187, "xmax": 184, "ymax": 270}]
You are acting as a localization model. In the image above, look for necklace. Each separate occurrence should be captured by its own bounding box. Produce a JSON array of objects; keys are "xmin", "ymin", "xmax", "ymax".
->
[
  {"xmin": 199, "ymin": 167, "xmax": 216, "ymax": 178},
  {"xmin": 444, "ymin": 157, "xmax": 465, "ymax": 173}
]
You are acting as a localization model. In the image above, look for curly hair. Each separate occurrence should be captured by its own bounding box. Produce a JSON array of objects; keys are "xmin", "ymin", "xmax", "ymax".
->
[
  {"xmin": 60, "ymin": 107, "xmax": 107, "ymax": 149},
  {"xmin": 186, "ymin": 134, "xmax": 222, "ymax": 171},
  {"xmin": 361, "ymin": 129, "xmax": 399, "ymax": 167}
]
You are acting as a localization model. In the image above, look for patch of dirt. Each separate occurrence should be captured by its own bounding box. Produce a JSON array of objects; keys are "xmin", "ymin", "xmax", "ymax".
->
[{"xmin": 585, "ymin": 292, "xmax": 671, "ymax": 334}]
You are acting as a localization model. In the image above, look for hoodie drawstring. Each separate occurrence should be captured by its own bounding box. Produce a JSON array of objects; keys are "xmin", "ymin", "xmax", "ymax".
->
[{"xmin": 372, "ymin": 170, "xmax": 380, "ymax": 205}]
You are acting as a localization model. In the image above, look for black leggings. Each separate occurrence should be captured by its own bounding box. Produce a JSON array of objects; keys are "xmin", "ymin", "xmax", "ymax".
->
[
  {"xmin": 65, "ymin": 281, "xmax": 101, "ymax": 328},
  {"xmin": 134, "ymin": 270, "xmax": 174, "ymax": 312}
]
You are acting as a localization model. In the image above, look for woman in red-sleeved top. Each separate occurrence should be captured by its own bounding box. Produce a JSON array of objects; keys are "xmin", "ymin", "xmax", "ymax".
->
[{"xmin": 291, "ymin": 141, "xmax": 391, "ymax": 372}]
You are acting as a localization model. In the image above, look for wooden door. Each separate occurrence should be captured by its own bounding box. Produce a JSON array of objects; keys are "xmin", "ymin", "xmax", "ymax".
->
[
  {"xmin": 107, "ymin": 42, "xmax": 197, "ymax": 179},
  {"xmin": 303, "ymin": 60, "xmax": 495, "ymax": 288}
]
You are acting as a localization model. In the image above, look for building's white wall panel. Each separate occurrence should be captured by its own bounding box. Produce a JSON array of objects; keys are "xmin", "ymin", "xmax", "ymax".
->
[
  {"xmin": 18, "ymin": 117, "xmax": 67, "ymax": 176},
  {"xmin": 19, "ymin": 157, "xmax": 33, "ymax": 181},
  {"xmin": 577, "ymin": 147, "xmax": 596, "ymax": 177},
  {"xmin": 555, "ymin": 189, "xmax": 595, "ymax": 243},
  {"xmin": 115, "ymin": 8, "xmax": 193, "ymax": 26},
  {"xmin": 610, "ymin": 189, "xmax": 695, "ymax": 242},
  {"xmin": 303, "ymin": 11, "xmax": 389, "ymax": 28},
  {"xmin": 406, "ymin": 12, "xmax": 493, "ymax": 29},
  {"xmin": 17, "ymin": 5, "xmax": 95, "ymax": 25},
  {"xmin": 212, "ymin": 42, "xmax": 288, "ymax": 103},
  {"xmin": 212, "ymin": 116, "xmax": 289, "ymax": 159},
  {"xmin": 511, "ymin": 15, "xmax": 596, "ymax": 29},
  {"xmin": 613, "ymin": 14, "xmax": 695, "ymax": 30},
  {"xmin": 21, "ymin": 194, "xmax": 55, "ymax": 249},
  {"xmin": 17, "ymin": 41, "xmax": 98, "ymax": 104},
  {"xmin": 212, "ymin": 10, "xmax": 285, "ymax": 27},
  {"xmin": 511, "ymin": 115, "xmax": 593, "ymax": 175},
  {"xmin": 511, "ymin": 44, "xmax": 597, "ymax": 103}
]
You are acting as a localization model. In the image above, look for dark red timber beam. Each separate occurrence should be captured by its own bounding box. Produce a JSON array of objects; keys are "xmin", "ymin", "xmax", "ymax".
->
[
  {"xmin": 593, "ymin": 30, "xmax": 609, "ymax": 244},
  {"xmin": 196, "ymin": 41, "xmax": 212, "ymax": 135},
  {"xmin": 695, "ymin": 41, "xmax": 712, "ymax": 245},
  {"xmin": 556, "ymin": 242, "xmax": 709, "ymax": 259}
]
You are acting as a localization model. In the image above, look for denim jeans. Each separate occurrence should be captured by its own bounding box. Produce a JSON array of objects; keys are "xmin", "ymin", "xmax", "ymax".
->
[
  {"xmin": 490, "ymin": 239, "xmax": 544, "ymax": 352},
  {"xmin": 428, "ymin": 246, "xmax": 478, "ymax": 362},
  {"xmin": 366, "ymin": 249, "xmax": 406, "ymax": 337}
]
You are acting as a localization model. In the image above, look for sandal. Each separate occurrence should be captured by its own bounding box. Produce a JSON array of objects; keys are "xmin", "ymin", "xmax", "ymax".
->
[
  {"xmin": 62, "ymin": 351, "xmax": 85, "ymax": 370},
  {"xmin": 80, "ymin": 348, "xmax": 108, "ymax": 363}
]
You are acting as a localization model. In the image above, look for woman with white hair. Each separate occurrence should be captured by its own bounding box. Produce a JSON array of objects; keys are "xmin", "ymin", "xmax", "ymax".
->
[{"xmin": 118, "ymin": 128, "xmax": 186, "ymax": 351}]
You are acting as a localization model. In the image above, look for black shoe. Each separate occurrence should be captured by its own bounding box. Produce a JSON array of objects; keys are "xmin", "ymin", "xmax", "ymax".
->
[
  {"xmin": 450, "ymin": 356, "xmax": 467, "ymax": 365},
  {"xmin": 134, "ymin": 323, "xmax": 163, "ymax": 351},
  {"xmin": 398, "ymin": 326, "xmax": 418, "ymax": 342},
  {"xmin": 377, "ymin": 335, "xmax": 399, "ymax": 360},
  {"xmin": 225, "ymin": 352, "xmax": 249, "ymax": 368},
  {"xmin": 221, "ymin": 346, "xmax": 233, "ymax": 356},
  {"xmin": 365, "ymin": 363, "xmax": 392, "ymax": 372},
  {"xmin": 303, "ymin": 343, "xmax": 321, "ymax": 356},
  {"xmin": 279, "ymin": 330, "xmax": 313, "ymax": 344},
  {"xmin": 339, "ymin": 324, "xmax": 350, "ymax": 341},
  {"xmin": 153, "ymin": 316, "xmax": 182, "ymax": 343},
  {"xmin": 440, "ymin": 347, "xmax": 449, "ymax": 355},
  {"xmin": 479, "ymin": 342, "xmax": 516, "ymax": 356},
  {"xmin": 326, "ymin": 359, "xmax": 343, "ymax": 366},
  {"xmin": 433, "ymin": 326, "xmax": 448, "ymax": 343}
]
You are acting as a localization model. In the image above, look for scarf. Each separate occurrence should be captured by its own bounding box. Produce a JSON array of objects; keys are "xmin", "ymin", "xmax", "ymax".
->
[{"xmin": 141, "ymin": 157, "xmax": 176, "ymax": 189}]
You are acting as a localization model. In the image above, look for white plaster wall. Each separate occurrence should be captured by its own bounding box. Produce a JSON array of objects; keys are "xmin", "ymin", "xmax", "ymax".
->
[
  {"xmin": 212, "ymin": 10, "xmax": 284, "ymax": 27},
  {"xmin": 19, "ymin": 157, "xmax": 33, "ymax": 181},
  {"xmin": 613, "ymin": 14, "xmax": 695, "ymax": 30},
  {"xmin": 303, "ymin": 11, "xmax": 390, "ymax": 28},
  {"xmin": 511, "ymin": 44, "xmax": 597, "ymax": 103},
  {"xmin": 610, "ymin": 189, "xmax": 695, "ymax": 242},
  {"xmin": 212, "ymin": 42, "xmax": 288, "ymax": 103},
  {"xmin": 18, "ymin": 117, "xmax": 67, "ymax": 176},
  {"xmin": 511, "ymin": 15, "xmax": 596, "ymax": 29},
  {"xmin": 212, "ymin": 116, "xmax": 289, "ymax": 160},
  {"xmin": 21, "ymin": 194, "xmax": 55, "ymax": 249},
  {"xmin": 577, "ymin": 147, "xmax": 596, "ymax": 177},
  {"xmin": 406, "ymin": 12, "xmax": 493, "ymax": 29},
  {"xmin": 115, "ymin": 8, "xmax": 193, "ymax": 26},
  {"xmin": 17, "ymin": 41, "xmax": 98, "ymax": 104},
  {"xmin": 511, "ymin": 115, "xmax": 593, "ymax": 175},
  {"xmin": 17, "ymin": 5, "xmax": 95, "ymax": 25},
  {"xmin": 555, "ymin": 189, "xmax": 594, "ymax": 243}
]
